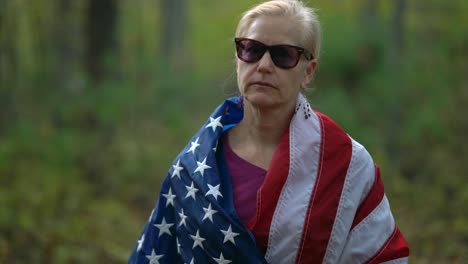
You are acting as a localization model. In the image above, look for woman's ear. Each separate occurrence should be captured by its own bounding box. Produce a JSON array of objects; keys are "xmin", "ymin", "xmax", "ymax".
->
[{"xmin": 301, "ymin": 59, "xmax": 317, "ymax": 88}]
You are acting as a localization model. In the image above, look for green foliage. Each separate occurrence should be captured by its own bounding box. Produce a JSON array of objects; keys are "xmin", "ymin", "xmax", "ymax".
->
[{"xmin": 1, "ymin": 0, "xmax": 467, "ymax": 263}]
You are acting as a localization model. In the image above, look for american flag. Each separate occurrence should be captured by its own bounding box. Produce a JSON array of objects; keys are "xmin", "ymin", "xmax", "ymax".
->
[{"xmin": 129, "ymin": 94, "xmax": 409, "ymax": 264}]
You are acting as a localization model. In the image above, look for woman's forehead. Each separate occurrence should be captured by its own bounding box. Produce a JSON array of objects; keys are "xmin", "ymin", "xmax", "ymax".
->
[{"xmin": 242, "ymin": 16, "xmax": 302, "ymax": 46}]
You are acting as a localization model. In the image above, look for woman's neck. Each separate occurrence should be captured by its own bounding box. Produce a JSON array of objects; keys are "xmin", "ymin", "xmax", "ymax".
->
[
  {"xmin": 231, "ymin": 100, "xmax": 295, "ymax": 147},
  {"xmin": 227, "ymin": 99, "xmax": 295, "ymax": 170}
]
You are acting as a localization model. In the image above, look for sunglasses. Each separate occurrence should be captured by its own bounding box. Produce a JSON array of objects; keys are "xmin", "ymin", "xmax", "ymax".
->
[{"xmin": 234, "ymin": 38, "xmax": 313, "ymax": 69}]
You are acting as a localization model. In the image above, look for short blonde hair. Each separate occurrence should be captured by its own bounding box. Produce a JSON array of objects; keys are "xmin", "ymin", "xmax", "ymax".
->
[{"xmin": 235, "ymin": 0, "xmax": 321, "ymax": 59}]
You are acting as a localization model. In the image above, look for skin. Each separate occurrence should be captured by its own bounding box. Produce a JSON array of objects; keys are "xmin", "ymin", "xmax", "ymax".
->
[{"xmin": 229, "ymin": 15, "xmax": 318, "ymax": 170}]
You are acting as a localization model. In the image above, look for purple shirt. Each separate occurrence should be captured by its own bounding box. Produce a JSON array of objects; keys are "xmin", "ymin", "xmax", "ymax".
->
[{"xmin": 223, "ymin": 133, "xmax": 267, "ymax": 226}]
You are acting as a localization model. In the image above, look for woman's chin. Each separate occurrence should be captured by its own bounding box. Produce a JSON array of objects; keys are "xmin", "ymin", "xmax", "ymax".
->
[{"xmin": 243, "ymin": 92, "xmax": 278, "ymax": 109}]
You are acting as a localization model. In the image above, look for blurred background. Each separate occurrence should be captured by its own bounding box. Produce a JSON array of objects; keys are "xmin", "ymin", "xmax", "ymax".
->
[{"xmin": 0, "ymin": 0, "xmax": 467, "ymax": 263}]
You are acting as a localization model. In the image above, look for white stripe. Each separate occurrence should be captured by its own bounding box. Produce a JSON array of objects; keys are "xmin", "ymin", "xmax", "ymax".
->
[
  {"xmin": 322, "ymin": 140, "xmax": 376, "ymax": 263},
  {"xmin": 337, "ymin": 196, "xmax": 396, "ymax": 264},
  {"xmin": 265, "ymin": 94, "xmax": 322, "ymax": 263},
  {"xmin": 381, "ymin": 257, "xmax": 409, "ymax": 264}
]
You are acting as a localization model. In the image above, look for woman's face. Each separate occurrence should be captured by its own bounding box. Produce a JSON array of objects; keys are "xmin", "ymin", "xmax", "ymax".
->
[{"xmin": 236, "ymin": 16, "xmax": 316, "ymax": 110}]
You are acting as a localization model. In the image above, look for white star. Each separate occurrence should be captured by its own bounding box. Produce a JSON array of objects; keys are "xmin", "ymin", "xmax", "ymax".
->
[
  {"xmin": 221, "ymin": 225, "xmax": 240, "ymax": 245},
  {"xmin": 137, "ymin": 234, "xmax": 145, "ymax": 251},
  {"xmin": 171, "ymin": 160, "xmax": 184, "ymax": 179},
  {"xmin": 184, "ymin": 182, "xmax": 199, "ymax": 200},
  {"xmin": 213, "ymin": 252, "xmax": 232, "ymax": 264},
  {"xmin": 162, "ymin": 188, "xmax": 176, "ymax": 207},
  {"xmin": 145, "ymin": 249, "xmax": 163, "ymax": 264},
  {"xmin": 205, "ymin": 184, "xmax": 223, "ymax": 201},
  {"xmin": 178, "ymin": 208, "xmax": 188, "ymax": 227},
  {"xmin": 190, "ymin": 229, "xmax": 205, "ymax": 249},
  {"xmin": 194, "ymin": 157, "xmax": 212, "ymax": 177},
  {"xmin": 202, "ymin": 203, "xmax": 218, "ymax": 222},
  {"xmin": 186, "ymin": 137, "xmax": 200, "ymax": 154},
  {"xmin": 153, "ymin": 217, "xmax": 174, "ymax": 237},
  {"xmin": 206, "ymin": 116, "xmax": 223, "ymax": 132}
]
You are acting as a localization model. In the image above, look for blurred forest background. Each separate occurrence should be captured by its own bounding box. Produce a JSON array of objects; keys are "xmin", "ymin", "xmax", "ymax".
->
[{"xmin": 1, "ymin": 0, "xmax": 467, "ymax": 263}]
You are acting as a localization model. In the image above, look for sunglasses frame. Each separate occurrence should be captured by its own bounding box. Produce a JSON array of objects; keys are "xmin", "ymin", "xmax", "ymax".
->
[{"xmin": 234, "ymin": 37, "xmax": 314, "ymax": 69}]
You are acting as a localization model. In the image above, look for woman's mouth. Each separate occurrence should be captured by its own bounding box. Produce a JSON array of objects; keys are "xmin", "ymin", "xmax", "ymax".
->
[{"xmin": 251, "ymin": 81, "xmax": 276, "ymax": 89}]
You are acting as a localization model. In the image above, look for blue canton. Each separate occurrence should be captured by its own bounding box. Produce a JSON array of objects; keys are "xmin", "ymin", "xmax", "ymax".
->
[{"xmin": 129, "ymin": 97, "xmax": 267, "ymax": 264}]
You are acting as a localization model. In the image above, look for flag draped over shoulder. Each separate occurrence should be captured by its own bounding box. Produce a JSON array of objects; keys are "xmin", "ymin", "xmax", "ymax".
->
[{"xmin": 129, "ymin": 94, "xmax": 409, "ymax": 264}]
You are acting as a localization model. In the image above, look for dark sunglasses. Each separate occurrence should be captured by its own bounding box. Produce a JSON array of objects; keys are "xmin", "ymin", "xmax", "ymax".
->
[{"xmin": 234, "ymin": 37, "xmax": 313, "ymax": 69}]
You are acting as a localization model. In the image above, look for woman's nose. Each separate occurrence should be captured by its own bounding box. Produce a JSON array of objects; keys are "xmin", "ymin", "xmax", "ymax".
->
[{"xmin": 257, "ymin": 50, "xmax": 275, "ymax": 72}]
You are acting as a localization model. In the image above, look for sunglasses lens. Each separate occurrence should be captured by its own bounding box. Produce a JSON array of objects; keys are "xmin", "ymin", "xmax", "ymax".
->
[
  {"xmin": 235, "ymin": 38, "xmax": 304, "ymax": 69},
  {"xmin": 270, "ymin": 46, "xmax": 300, "ymax": 69},
  {"xmin": 236, "ymin": 39, "xmax": 265, "ymax": 63}
]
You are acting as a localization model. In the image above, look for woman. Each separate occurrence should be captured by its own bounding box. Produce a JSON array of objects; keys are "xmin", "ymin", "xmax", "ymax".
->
[{"xmin": 129, "ymin": 0, "xmax": 409, "ymax": 263}]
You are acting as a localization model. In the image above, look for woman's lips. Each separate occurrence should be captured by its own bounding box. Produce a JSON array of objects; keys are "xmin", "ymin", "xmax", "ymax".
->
[{"xmin": 251, "ymin": 81, "xmax": 276, "ymax": 89}]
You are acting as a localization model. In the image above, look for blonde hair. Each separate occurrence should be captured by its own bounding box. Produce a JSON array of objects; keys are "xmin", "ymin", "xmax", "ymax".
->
[{"xmin": 235, "ymin": 0, "xmax": 321, "ymax": 59}]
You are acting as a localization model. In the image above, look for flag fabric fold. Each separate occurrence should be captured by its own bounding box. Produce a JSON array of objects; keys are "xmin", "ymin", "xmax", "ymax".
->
[{"xmin": 129, "ymin": 94, "xmax": 409, "ymax": 264}]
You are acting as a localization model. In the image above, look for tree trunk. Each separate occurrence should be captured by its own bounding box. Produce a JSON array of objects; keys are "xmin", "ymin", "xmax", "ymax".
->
[
  {"xmin": 0, "ymin": 0, "xmax": 15, "ymax": 130},
  {"xmin": 386, "ymin": 0, "xmax": 406, "ymax": 162},
  {"xmin": 55, "ymin": 0, "xmax": 83, "ymax": 93},
  {"xmin": 85, "ymin": 0, "xmax": 117, "ymax": 82},
  {"xmin": 160, "ymin": 0, "xmax": 188, "ymax": 70},
  {"xmin": 362, "ymin": 0, "xmax": 379, "ymax": 27},
  {"xmin": 391, "ymin": 0, "xmax": 405, "ymax": 55}
]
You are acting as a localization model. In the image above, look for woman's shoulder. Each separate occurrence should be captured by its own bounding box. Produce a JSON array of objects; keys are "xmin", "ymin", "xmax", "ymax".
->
[
  {"xmin": 312, "ymin": 110, "xmax": 352, "ymax": 147},
  {"xmin": 313, "ymin": 110, "xmax": 374, "ymax": 166}
]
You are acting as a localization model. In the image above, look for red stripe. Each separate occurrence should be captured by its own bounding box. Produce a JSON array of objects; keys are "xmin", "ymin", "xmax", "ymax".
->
[
  {"xmin": 247, "ymin": 128, "xmax": 290, "ymax": 254},
  {"xmin": 351, "ymin": 165, "xmax": 385, "ymax": 229},
  {"xmin": 296, "ymin": 112, "xmax": 352, "ymax": 263},
  {"xmin": 365, "ymin": 227, "xmax": 410, "ymax": 264}
]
